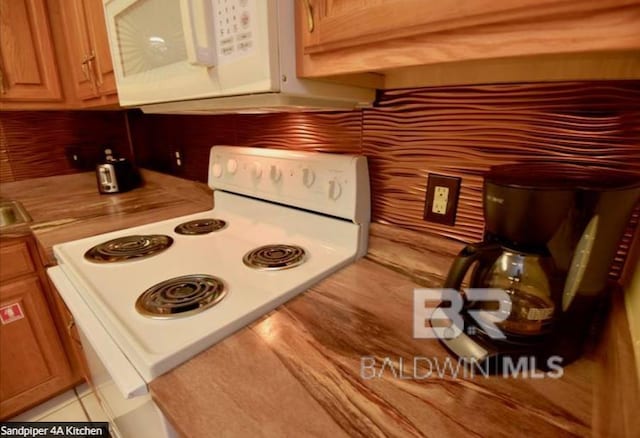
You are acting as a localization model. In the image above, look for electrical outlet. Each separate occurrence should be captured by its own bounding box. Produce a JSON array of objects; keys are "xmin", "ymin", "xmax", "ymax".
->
[
  {"xmin": 170, "ymin": 148, "xmax": 184, "ymax": 172},
  {"xmin": 423, "ymin": 173, "xmax": 461, "ymax": 225},
  {"xmin": 432, "ymin": 186, "xmax": 449, "ymax": 214},
  {"xmin": 65, "ymin": 145, "xmax": 104, "ymax": 170}
]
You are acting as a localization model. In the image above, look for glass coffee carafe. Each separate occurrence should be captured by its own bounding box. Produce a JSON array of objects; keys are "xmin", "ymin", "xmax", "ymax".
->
[{"xmin": 445, "ymin": 242, "xmax": 558, "ymax": 340}]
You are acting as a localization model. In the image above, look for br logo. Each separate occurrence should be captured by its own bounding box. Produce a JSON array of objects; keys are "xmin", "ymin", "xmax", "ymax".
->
[{"xmin": 413, "ymin": 288, "xmax": 512, "ymax": 339}]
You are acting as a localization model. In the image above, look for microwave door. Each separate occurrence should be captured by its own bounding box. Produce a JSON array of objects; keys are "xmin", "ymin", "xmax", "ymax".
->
[{"xmin": 104, "ymin": 0, "xmax": 222, "ymax": 106}]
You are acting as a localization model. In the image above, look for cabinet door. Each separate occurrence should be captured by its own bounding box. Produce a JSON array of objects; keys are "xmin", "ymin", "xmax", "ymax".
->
[
  {"xmin": 60, "ymin": 0, "xmax": 118, "ymax": 105},
  {"xmin": 300, "ymin": 0, "xmax": 560, "ymax": 54},
  {"xmin": 0, "ymin": 0, "xmax": 62, "ymax": 102},
  {"xmin": 0, "ymin": 276, "xmax": 72, "ymax": 420},
  {"xmin": 60, "ymin": 0, "xmax": 99, "ymax": 101},
  {"xmin": 83, "ymin": 0, "xmax": 117, "ymax": 97},
  {"xmin": 297, "ymin": 0, "xmax": 640, "ymax": 79}
]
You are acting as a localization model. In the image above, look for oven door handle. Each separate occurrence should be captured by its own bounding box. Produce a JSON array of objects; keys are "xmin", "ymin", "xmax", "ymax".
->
[{"xmin": 48, "ymin": 266, "xmax": 148, "ymax": 399}]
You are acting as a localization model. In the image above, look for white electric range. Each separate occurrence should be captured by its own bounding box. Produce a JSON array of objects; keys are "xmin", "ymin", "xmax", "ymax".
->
[{"xmin": 48, "ymin": 146, "xmax": 370, "ymax": 438}]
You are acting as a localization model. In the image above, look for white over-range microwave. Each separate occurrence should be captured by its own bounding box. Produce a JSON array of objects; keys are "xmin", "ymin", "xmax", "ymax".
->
[{"xmin": 103, "ymin": 0, "xmax": 375, "ymax": 113}]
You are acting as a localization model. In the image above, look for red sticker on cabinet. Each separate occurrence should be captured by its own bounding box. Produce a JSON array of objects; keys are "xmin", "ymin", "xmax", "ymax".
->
[{"xmin": 0, "ymin": 303, "xmax": 24, "ymax": 324}]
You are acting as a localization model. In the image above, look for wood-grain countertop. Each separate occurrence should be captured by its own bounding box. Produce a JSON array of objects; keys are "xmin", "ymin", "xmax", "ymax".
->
[
  {"xmin": 150, "ymin": 224, "xmax": 597, "ymax": 437},
  {"xmin": 0, "ymin": 170, "xmax": 611, "ymax": 436},
  {"xmin": 0, "ymin": 170, "xmax": 213, "ymax": 264}
]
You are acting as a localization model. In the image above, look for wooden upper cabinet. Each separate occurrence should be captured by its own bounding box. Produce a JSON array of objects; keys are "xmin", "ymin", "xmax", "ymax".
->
[
  {"xmin": 301, "ymin": 0, "xmax": 564, "ymax": 54},
  {"xmin": 60, "ymin": 0, "xmax": 94, "ymax": 101},
  {"xmin": 296, "ymin": 0, "xmax": 640, "ymax": 82},
  {"xmin": 60, "ymin": 0, "xmax": 117, "ymax": 107},
  {"xmin": 83, "ymin": 0, "xmax": 116, "ymax": 96},
  {"xmin": 0, "ymin": 0, "xmax": 63, "ymax": 102}
]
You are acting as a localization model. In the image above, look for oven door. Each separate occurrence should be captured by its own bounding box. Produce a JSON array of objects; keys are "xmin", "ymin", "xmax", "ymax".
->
[
  {"xmin": 103, "ymin": 0, "xmax": 278, "ymax": 106},
  {"xmin": 48, "ymin": 267, "xmax": 176, "ymax": 438}
]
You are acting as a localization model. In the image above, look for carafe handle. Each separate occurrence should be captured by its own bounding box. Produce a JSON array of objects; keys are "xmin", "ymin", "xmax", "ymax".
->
[{"xmin": 444, "ymin": 242, "xmax": 501, "ymax": 290}]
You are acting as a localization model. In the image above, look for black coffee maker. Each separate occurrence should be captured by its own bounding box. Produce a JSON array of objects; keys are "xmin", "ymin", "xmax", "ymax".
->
[{"xmin": 441, "ymin": 163, "xmax": 639, "ymax": 372}]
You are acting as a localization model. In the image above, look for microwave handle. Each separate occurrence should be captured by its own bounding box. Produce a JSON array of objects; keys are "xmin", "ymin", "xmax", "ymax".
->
[{"xmin": 180, "ymin": 0, "xmax": 218, "ymax": 66}]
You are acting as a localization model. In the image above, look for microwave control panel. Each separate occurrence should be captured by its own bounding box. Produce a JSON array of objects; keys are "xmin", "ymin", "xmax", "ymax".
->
[{"xmin": 213, "ymin": 0, "xmax": 257, "ymax": 62}]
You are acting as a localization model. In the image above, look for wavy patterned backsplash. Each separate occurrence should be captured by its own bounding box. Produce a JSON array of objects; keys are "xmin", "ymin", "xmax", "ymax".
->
[
  {"xmin": 364, "ymin": 82, "xmax": 640, "ymax": 243},
  {"xmin": 131, "ymin": 81, "xmax": 640, "ymax": 277},
  {"xmin": 0, "ymin": 111, "xmax": 130, "ymax": 182},
  {"xmin": 362, "ymin": 82, "xmax": 640, "ymax": 278},
  {"xmin": 2, "ymin": 81, "xmax": 638, "ymax": 274}
]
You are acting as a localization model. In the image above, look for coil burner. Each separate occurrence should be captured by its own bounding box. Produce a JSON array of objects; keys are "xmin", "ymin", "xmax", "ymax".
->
[
  {"xmin": 243, "ymin": 244, "xmax": 307, "ymax": 271},
  {"xmin": 84, "ymin": 235, "xmax": 173, "ymax": 263},
  {"xmin": 174, "ymin": 218, "xmax": 227, "ymax": 235},
  {"xmin": 135, "ymin": 274, "xmax": 227, "ymax": 318}
]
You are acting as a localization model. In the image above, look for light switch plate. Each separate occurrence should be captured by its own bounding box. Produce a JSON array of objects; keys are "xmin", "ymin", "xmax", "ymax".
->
[{"xmin": 423, "ymin": 173, "xmax": 461, "ymax": 226}]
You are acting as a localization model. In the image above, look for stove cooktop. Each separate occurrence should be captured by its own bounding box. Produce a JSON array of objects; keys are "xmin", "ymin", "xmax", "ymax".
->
[
  {"xmin": 52, "ymin": 146, "xmax": 370, "ymax": 383},
  {"xmin": 54, "ymin": 192, "xmax": 361, "ymax": 380}
]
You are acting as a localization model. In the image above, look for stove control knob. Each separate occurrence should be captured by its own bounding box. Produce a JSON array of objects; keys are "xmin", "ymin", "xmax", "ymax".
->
[
  {"xmin": 251, "ymin": 162, "xmax": 262, "ymax": 179},
  {"xmin": 270, "ymin": 165, "xmax": 282, "ymax": 182},
  {"xmin": 302, "ymin": 167, "xmax": 315, "ymax": 188},
  {"xmin": 212, "ymin": 162, "xmax": 223, "ymax": 178},
  {"xmin": 226, "ymin": 159, "xmax": 238, "ymax": 174},
  {"xmin": 328, "ymin": 179, "xmax": 342, "ymax": 200}
]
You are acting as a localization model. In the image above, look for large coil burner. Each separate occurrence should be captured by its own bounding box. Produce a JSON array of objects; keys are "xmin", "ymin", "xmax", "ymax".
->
[{"xmin": 135, "ymin": 274, "xmax": 227, "ymax": 318}]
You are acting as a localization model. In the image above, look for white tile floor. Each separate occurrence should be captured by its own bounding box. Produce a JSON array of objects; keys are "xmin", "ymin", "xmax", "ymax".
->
[{"xmin": 10, "ymin": 384, "xmax": 110, "ymax": 423}]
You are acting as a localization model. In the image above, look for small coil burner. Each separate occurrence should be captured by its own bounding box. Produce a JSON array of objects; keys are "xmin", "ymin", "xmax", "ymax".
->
[
  {"xmin": 136, "ymin": 274, "xmax": 227, "ymax": 318},
  {"xmin": 84, "ymin": 235, "xmax": 173, "ymax": 263},
  {"xmin": 174, "ymin": 218, "xmax": 226, "ymax": 235},
  {"xmin": 243, "ymin": 244, "xmax": 307, "ymax": 271}
]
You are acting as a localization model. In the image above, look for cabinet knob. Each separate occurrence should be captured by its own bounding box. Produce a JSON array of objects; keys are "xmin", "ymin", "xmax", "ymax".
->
[
  {"xmin": 81, "ymin": 51, "xmax": 99, "ymax": 93},
  {"xmin": 302, "ymin": 0, "xmax": 314, "ymax": 33},
  {"xmin": 67, "ymin": 319, "xmax": 82, "ymax": 346}
]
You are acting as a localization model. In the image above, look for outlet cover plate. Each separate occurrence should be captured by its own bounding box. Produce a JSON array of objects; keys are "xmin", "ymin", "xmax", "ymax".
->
[{"xmin": 423, "ymin": 173, "xmax": 461, "ymax": 226}]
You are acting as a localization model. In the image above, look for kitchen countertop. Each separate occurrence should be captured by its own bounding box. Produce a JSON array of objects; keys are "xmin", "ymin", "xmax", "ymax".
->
[
  {"xmin": 1, "ymin": 170, "xmax": 597, "ymax": 437},
  {"xmin": 150, "ymin": 241, "xmax": 595, "ymax": 437},
  {"xmin": 0, "ymin": 170, "xmax": 213, "ymax": 264}
]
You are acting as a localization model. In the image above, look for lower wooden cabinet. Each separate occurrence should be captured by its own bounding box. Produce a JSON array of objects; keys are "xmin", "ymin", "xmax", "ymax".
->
[
  {"xmin": 0, "ymin": 236, "xmax": 81, "ymax": 420},
  {"xmin": 0, "ymin": 276, "xmax": 72, "ymax": 418}
]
